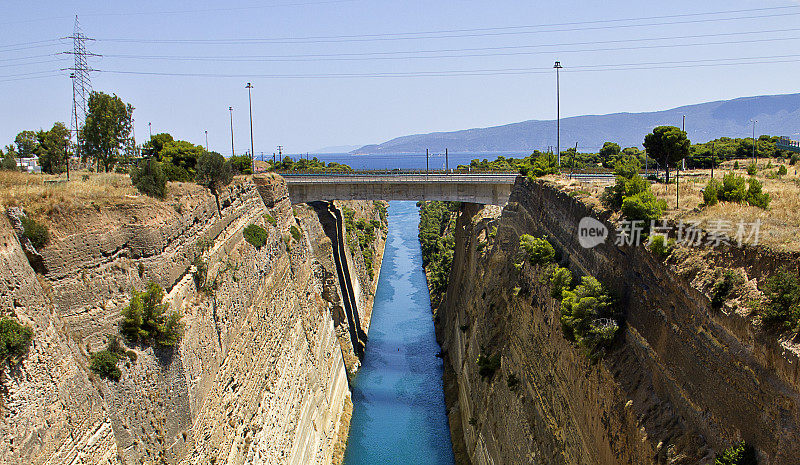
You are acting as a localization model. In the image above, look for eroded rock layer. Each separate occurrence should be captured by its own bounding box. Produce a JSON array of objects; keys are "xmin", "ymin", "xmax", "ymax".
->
[
  {"xmin": 0, "ymin": 175, "xmax": 385, "ymax": 465},
  {"xmin": 436, "ymin": 177, "xmax": 800, "ymax": 465}
]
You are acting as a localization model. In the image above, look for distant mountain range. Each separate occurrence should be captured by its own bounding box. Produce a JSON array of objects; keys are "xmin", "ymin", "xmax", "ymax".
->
[{"xmin": 353, "ymin": 93, "xmax": 800, "ymax": 154}]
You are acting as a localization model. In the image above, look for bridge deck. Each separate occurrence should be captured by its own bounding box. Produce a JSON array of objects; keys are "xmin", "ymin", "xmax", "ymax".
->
[{"xmin": 261, "ymin": 172, "xmax": 519, "ymax": 205}]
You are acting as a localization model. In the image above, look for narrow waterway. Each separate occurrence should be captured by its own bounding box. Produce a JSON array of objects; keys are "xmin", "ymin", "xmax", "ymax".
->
[{"xmin": 343, "ymin": 201, "xmax": 455, "ymax": 465}]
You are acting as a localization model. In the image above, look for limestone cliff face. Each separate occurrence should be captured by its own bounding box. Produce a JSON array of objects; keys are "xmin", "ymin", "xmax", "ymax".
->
[
  {"xmin": 436, "ymin": 177, "xmax": 800, "ymax": 465},
  {"xmin": 0, "ymin": 175, "xmax": 384, "ymax": 464}
]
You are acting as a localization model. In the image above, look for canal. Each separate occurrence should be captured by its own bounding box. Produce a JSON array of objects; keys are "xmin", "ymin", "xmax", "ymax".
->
[{"xmin": 343, "ymin": 201, "xmax": 455, "ymax": 465}]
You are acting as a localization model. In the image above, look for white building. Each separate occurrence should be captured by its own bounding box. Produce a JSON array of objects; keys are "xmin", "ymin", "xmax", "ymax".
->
[{"xmin": 17, "ymin": 157, "xmax": 41, "ymax": 173}]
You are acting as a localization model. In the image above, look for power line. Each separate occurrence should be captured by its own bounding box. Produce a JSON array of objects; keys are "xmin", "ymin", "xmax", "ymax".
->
[
  {"xmin": 64, "ymin": 16, "xmax": 99, "ymax": 156},
  {"xmin": 95, "ymin": 28, "xmax": 800, "ymax": 63},
  {"xmin": 94, "ymin": 9, "xmax": 800, "ymax": 45},
  {"xmin": 93, "ymin": 54, "xmax": 800, "ymax": 79}
]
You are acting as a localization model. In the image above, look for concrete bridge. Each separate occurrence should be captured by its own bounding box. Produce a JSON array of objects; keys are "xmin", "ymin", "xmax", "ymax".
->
[{"xmin": 262, "ymin": 172, "xmax": 519, "ymax": 205}]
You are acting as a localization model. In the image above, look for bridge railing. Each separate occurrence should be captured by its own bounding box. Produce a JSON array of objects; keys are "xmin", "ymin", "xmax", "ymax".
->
[{"xmin": 271, "ymin": 169, "xmax": 520, "ymax": 176}]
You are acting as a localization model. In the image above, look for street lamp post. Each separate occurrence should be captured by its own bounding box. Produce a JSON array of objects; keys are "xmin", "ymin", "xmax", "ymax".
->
[
  {"xmin": 229, "ymin": 106, "xmax": 235, "ymax": 158},
  {"xmin": 205, "ymin": 130, "xmax": 209, "ymax": 152},
  {"xmin": 751, "ymin": 119, "xmax": 758, "ymax": 164},
  {"xmin": 246, "ymin": 82, "xmax": 255, "ymax": 173},
  {"xmin": 554, "ymin": 61, "xmax": 563, "ymax": 167}
]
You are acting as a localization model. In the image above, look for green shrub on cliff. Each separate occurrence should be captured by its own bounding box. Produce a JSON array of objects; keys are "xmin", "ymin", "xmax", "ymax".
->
[
  {"xmin": 476, "ymin": 352, "xmax": 500, "ymax": 379},
  {"xmin": 711, "ymin": 270, "xmax": 743, "ymax": 309},
  {"xmin": 759, "ymin": 266, "xmax": 800, "ymax": 332},
  {"xmin": 648, "ymin": 235, "xmax": 675, "ymax": 259},
  {"xmin": 90, "ymin": 350, "xmax": 121, "ymax": 381},
  {"xmin": 0, "ymin": 317, "xmax": 33, "ymax": 364},
  {"xmin": 244, "ymin": 224, "xmax": 268, "ymax": 249},
  {"xmin": 715, "ymin": 442, "xmax": 757, "ymax": 465},
  {"xmin": 519, "ymin": 234, "xmax": 555, "ymax": 265},
  {"xmin": 120, "ymin": 281, "xmax": 183, "ymax": 346},
  {"xmin": 560, "ymin": 276, "xmax": 619, "ymax": 359},
  {"xmin": 549, "ymin": 266, "xmax": 573, "ymax": 299},
  {"xmin": 418, "ymin": 201, "xmax": 460, "ymax": 305},
  {"xmin": 290, "ymin": 225, "xmax": 302, "ymax": 242},
  {"xmin": 20, "ymin": 216, "xmax": 49, "ymax": 249},
  {"xmin": 130, "ymin": 157, "xmax": 168, "ymax": 199}
]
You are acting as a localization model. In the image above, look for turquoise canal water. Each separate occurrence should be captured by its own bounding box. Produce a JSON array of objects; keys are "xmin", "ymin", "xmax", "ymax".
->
[{"xmin": 343, "ymin": 201, "xmax": 455, "ymax": 465}]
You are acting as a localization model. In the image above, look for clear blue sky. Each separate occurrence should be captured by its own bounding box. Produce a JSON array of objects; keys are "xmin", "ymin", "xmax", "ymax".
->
[{"xmin": 2, "ymin": 0, "xmax": 800, "ymax": 154}]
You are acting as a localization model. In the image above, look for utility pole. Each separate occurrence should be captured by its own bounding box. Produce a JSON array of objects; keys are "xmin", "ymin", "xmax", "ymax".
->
[
  {"xmin": 569, "ymin": 141, "xmax": 577, "ymax": 179},
  {"xmin": 445, "ymin": 148, "xmax": 449, "ymax": 173},
  {"xmin": 711, "ymin": 141, "xmax": 715, "ymax": 179},
  {"xmin": 246, "ymin": 82, "xmax": 254, "ymax": 173},
  {"xmin": 682, "ymin": 115, "xmax": 686, "ymax": 171},
  {"xmin": 751, "ymin": 119, "xmax": 758, "ymax": 165},
  {"xmin": 426, "ymin": 149, "xmax": 429, "ymax": 173},
  {"xmin": 277, "ymin": 146, "xmax": 283, "ymax": 159},
  {"xmin": 148, "ymin": 122, "xmax": 152, "ymax": 138},
  {"xmin": 205, "ymin": 130, "xmax": 209, "ymax": 152},
  {"xmin": 229, "ymin": 106, "xmax": 235, "ymax": 157},
  {"xmin": 554, "ymin": 61, "xmax": 563, "ymax": 167}
]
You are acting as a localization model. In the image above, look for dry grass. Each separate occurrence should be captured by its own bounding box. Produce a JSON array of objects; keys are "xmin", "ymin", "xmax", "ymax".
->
[
  {"xmin": 653, "ymin": 160, "xmax": 800, "ymax": 251},
  {"xmin": 548, "ymin": 159, "xmax": 800, "ymax": 252},
  {"xmin": 0, "ymin": 170, "xmax": 200, "ymax": 224}
]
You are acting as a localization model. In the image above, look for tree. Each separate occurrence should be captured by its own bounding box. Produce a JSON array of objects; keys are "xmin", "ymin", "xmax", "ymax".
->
[
  {"xmin": 196, "ymin": 151, "xmax": 232, "ymax": 194},
  {"xmin": 144, "ymin": 133, "xmax": 175, "ymax": 159},
  {"xmin": 230, "ymin": 154, "xmax": 253, "ymax": 175},
  {"xmin": 599, "ymin": 142, "xmax": 621, "ymax": 162},
  {"xmin": 14, "ymin": 131, "xmax": 37, "ymax": 158},
  {"xmin": 159, "ymin": 140, "xmax": 204, "ymax": 181},
  {"xmin": 643, "ymin": 126, "xmax": 690, "ymax": 183},
  {"xmin": 35, "ymin": 122, "xmax": 70, "ymax": 174},
  {"xmin": 82, "ymin": 91, "xmax": 134, "ymax": 172},
  {"xmin": 1, "ymin": 149, "xmax": 17, "ymax": 171}
]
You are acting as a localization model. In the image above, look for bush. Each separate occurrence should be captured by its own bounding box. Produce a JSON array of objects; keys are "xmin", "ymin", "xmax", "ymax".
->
[
  {"xmin": 120, "ymin": 281, "xmax": 183, "ymax": 346},
  {"xmin": 621, "ymin": 190, "xmax": 665, "ymax": 223},
  {"xmin": 130, "ymin": 157, "xmax": 168, "ymax": 198},
  {"xmin": 734, "ymin": 160, "xmax": 740, "ymax": 170},
  {"xmin": 549, "ymin": 266, "xmax": 573, "ymax": 299},
  {"xmin": 528, "ymin": 152, "xmax": 559, "ymax": 177},
  {"xmin": 715, "ymin": 442, "xmax": 757, "ymax": 465},
  {"xmin": 263, "ymin": 213, "xmax": 277, "ymax": 227},
  {"xmin": 778, "ymin": 165, "xmax": 788, "ymax": 176},
  {"xmin": 476, "ymin": 352, "xmax": 501, "ymax": 379},
  {"xmin": 519, "ymin": 234, "xmax": 555, "ymax": 265},
  {"xmin": 560, "ymin": 276, "xmax": 619, "ymax": 358},
  {"xmin": 0, "ymin": 317, "xmax": 33, "ymax": 363},
  {"xmin": 507, "ymin": 372, "xmax": 520, "ymax": 391},
  {"xmin": 290, "ymin": 225, "xmax": 302, "ymax": 241},
  {"xmin": 703, "ymin": 178, "xmax": 722, "ymax": 206},
  {"xmin": 196, "ymin": 151, "xmax": 233, "ymax": 194},
  {"xmin": 719, "ymin": 172, "xmax": 747, "ymax": 203},
  {"xmin": 90, "ymin": 350, "xmax": 121, "ymax": 381},
  {"xmin": 711, "ymin": 270, "xmax": 742, "ymax": 309},
  {"xmin": 229, "ymin": 154, "xmax": 253, "ymax": 175},
  {"xmin": 746, "ymin": 163, "xmax": 758, "ymax": 176},
  {"xmin": 790, "ymin": 154, "xmax": 799, "ymax": 165},
  {"xmin": 648, "ymin": 235, "xmax": 675, "ymax": 258},
  {"xmin": 745, "ymin": 178, "xmax": 770, "ymax": 209},
  {"xmin": 20, "ymin": 216, "xmax": 49, "ymax": 249},
  {"xmin": 1, "ymin": 152, "xmax": 17, "ymax": 171},
  {"xmin": 760, "ymin": 267, "xmax": 800, "ymax": 332},
  {"xmin": 243, "ymin": 224, "xmax": 268, "ymax": 248}
]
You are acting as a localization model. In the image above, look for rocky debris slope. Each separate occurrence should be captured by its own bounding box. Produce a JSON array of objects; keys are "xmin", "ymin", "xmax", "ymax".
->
[
  {"xmin": 435, "ymin": 177, "xmax": 800, "ymax": 465},
  {"xmin": 0, "ymin": 175, "xmax": 384, "ymax": 465}
]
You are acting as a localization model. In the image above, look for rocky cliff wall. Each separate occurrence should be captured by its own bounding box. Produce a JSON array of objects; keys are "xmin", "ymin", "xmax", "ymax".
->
[
  {"xmin": 436, "ymin": 177, "xmax": 800, "ymax": 465},
  {"xmin": 0, "ymin": 175, "xmax": 384, "ymax": 465}
]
